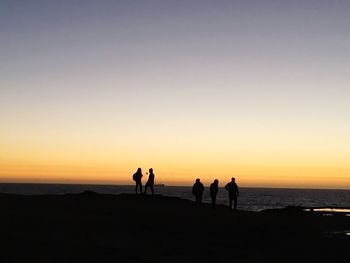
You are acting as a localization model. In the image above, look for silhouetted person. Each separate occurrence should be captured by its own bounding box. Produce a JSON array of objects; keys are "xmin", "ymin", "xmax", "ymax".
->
[
  {"xmin": 144, "ymin": 168, "xmax": 155, "ymax": 195},
  {"xmin": 132, "ymin": 168, "xmax": 143, "ymax": 194},
  {"xmin": 210, "ymin": 179, "xmax": 219, "ymax": 209},
  {"xmin": 225, "ymin": 177, "xmax": 239, "ymax": 210},
  {"xmin": 192, "ymin": 178, "xmax": 204, "ymax": 206}
]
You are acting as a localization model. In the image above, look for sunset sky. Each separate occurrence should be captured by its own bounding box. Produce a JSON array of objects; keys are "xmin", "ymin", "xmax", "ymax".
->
[{"xmin": 1, "ymin": 0, "xmax": 349, "ymax": 188}]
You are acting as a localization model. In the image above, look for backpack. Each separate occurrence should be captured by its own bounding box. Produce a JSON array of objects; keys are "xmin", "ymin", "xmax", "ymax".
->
[{"xmin": 132, "ymin": 173, "xmax": 137, "ymax": 181}]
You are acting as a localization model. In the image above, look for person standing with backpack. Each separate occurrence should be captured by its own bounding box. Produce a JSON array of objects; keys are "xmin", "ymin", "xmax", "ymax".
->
[{"xmin": 132, "ymin": 168, "xmax": 143, "ymax": 194}]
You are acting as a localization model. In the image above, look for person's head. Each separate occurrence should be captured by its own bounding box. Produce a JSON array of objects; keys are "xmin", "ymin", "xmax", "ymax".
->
[
  {"xmin": 214, "ymin": 179, "xmax": 219, "ymax": 184},
  {"xmin": 196, "ymin": 178, "xmax": 200, "ymax": 183},
  {"xmin": 149, "ymin": 168, "xmax": 153, "ymax": 173},
  {"xmin": 231, "ymin": 177, "xmax": 235, "ymax": 182},
  {"xmin": 137, "ymin": 168, "xmax": 142, "ymax": 173}
]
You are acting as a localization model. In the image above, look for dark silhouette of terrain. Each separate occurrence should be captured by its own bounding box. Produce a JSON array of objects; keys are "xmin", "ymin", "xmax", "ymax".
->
[{"xmin": 1, "ymin": 192, "xmax": 349, "ymax": 263}]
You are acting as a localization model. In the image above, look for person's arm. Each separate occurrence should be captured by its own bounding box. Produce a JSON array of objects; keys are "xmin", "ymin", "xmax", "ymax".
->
[
  {"xmin": 225, "ymin": 183, "xmax": 229, "ymax": 190},
  {"xmin": 236, "ymin": 185, "xmax": 239, "ymax": 196}
]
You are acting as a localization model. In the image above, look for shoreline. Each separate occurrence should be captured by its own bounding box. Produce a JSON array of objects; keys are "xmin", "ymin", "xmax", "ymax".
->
[
  {"xmin": 1, "ymin": 190, "xmax": 350, "ymax": 213},
  {"xmin": 2, "ymin": 190, "xmax": 350, "ymax": 212}
]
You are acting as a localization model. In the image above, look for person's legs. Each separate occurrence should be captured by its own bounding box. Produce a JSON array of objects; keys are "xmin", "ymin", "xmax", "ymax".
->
[
  {"xmin": 150, "ymin": 185, "xmax": 154, "ymax": 195},
  {"xmin": 144, "ymin": 183, "xmax": 148, "ymax": 194},
  {"xmin": 229, "ymin": 195, "xmax": 233, "ymax": 209},
  {"xmin": 136, "ymin": 181, "xmax": 142, "ymax": 194},
  {"xmin": 233, "ymin": 195, "xmax": 238, "ymax": 210}
]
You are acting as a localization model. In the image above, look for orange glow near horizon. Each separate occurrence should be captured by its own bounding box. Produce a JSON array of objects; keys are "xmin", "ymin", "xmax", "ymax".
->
[
  {"xmin": 1, "ymin": 116, "xmax": 350, "ymax": 189},
  {"xmin": 1, "ymin": 133, "xmax": 349, "ymax": 189}
]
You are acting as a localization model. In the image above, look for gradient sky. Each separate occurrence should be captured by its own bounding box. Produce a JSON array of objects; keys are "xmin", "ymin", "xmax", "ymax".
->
[{"xmin": 1, "ymin": 0, "xmax": 350, "ymax": 188}]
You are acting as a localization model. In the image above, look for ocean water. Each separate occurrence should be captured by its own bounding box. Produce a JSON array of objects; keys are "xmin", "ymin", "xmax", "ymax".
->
[{"xmin": 1, "ymin": 183, "xmax": 350, "ymax": 211}]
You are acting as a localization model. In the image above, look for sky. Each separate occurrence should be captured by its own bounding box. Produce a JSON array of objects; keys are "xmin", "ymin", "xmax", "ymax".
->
[{"xmin": 1, "ymin": 0, "xmax": 350, "ymax": 188}]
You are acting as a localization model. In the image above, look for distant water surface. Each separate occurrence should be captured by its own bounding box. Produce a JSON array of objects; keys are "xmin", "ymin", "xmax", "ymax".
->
[{"xmin": 1, "ymin": 183, "xmax": 350, "ymax": 211}]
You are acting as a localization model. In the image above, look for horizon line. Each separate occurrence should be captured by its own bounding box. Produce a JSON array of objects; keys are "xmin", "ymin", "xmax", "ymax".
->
[{"xmin": 0, "ymin": 180, "xmax": 349, "ymax": 191}]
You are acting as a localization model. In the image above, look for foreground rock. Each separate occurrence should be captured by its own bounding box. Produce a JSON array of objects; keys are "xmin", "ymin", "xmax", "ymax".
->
[{"xmin": 1, "ymin": 192, "xmax": 349, "ymax": 262}]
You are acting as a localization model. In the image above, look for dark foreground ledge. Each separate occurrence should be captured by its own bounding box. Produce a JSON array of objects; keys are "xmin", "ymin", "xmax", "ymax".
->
[{"xmin": 1, "ymin": 192, "xmax": 349, "ymax": 263}]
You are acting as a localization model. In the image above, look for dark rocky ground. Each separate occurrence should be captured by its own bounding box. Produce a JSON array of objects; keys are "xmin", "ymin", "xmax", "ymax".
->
[{"xmin": 1, "ymin": 192, "xmax": 349, "ymax": 262}]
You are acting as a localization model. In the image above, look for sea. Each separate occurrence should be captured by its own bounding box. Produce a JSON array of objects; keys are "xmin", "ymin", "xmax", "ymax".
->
[{"xmin": 1, "ymin": 183, "xmax": 350, "ymax": 211}]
